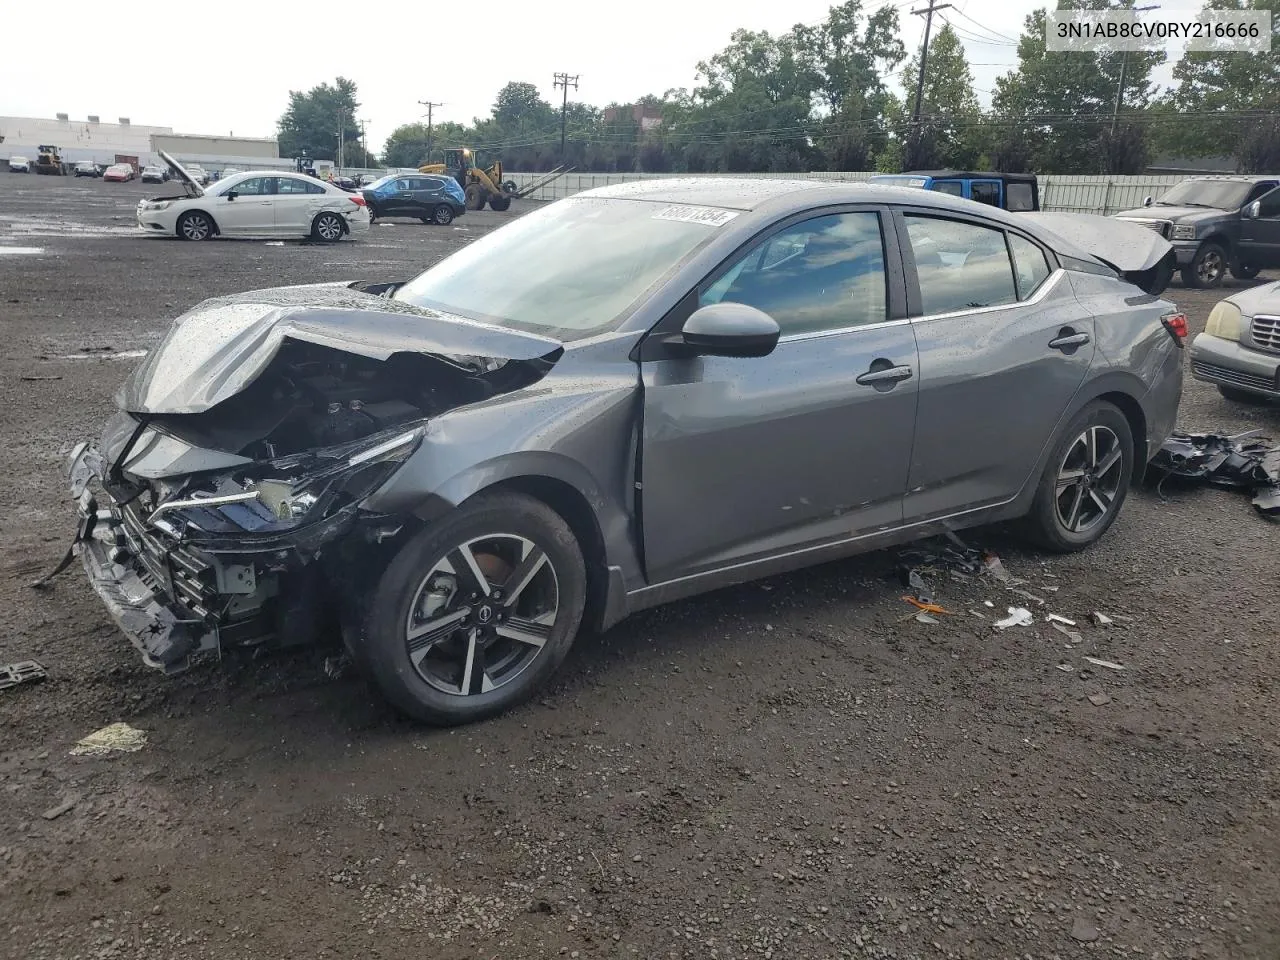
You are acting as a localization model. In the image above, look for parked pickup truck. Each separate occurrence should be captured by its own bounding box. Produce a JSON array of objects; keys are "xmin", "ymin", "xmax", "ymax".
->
[
  {"xmin": 868, "ymin": 170, "xmax": 1040, "ymax": 211},
  {"xmin": 1113, "ymin": 176, "xmax": 1280, "ymax": 289}
]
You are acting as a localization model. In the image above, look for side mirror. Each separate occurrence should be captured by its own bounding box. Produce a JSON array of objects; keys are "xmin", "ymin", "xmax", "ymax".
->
[
  {"xmin": 1142, "ymin": 196, "xmax": 1154, "ymax": 207},
  {"xmin": 1244, "ymin": 200, "xmax": 1261, "ymax": 220},
  {"xmin": 675, "ymin": 302, "xmax": 780, "ymax": 358},
  {"xmin": 225, "ymin": 192, "xmax": 237, "ymax": 201}
]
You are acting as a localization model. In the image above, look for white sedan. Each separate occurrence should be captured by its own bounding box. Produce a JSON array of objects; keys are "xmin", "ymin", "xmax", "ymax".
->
[
  {"xmin": 8, "ymin": 156, "xmax": 31, "ymax": 173},
  {"xmin": 136, "ymin": 151, "xmax": 370, "ymax": 242}
]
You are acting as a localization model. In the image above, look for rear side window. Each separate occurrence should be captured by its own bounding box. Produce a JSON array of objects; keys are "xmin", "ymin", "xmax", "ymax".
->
[
  {"xmin": 932, "ymin": 181, "xmax": 964, "ymax": 197},
  {"xmin": 1008, "ymin": 234, "xmax": 1052, "ymax": 299},
  {"xmin": 1006, "ymin": 182, "xmax": 1035, "ymax": 211},
  {"xmin": 970, "ymin": 182, "xmax": 1001, "ymax": 207},
  {"xmin": 277, "ymin": 177, "xmax": 324, "ymax": 195},
  {"xmin": 904, "ymin": 215, "xmax": 1017, "ymax": 315},
  {"xmin": 700, "ymin": 212, "xmax": 888, "ymax": 336}
]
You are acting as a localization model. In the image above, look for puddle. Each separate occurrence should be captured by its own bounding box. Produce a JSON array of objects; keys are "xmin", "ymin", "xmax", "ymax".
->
[
  {"xmin": 0, "ymin": 246, "xmax": 46, "ymax": 255},
  {"xmin": 56, "ymin": 349, "xmax": 148, "ymax": 361}
]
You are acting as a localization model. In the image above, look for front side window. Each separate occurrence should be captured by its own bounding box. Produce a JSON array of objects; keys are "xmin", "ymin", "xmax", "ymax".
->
[
  {"xmin": 1008, "ymin": 233, "xmax": 1053, "ymax": 300},
  {"xmin": 700, "ymin": 212, "xmax": 887, "ymax": 336},
  {"xmin": 905, "ymin": 215, "xmax": 1017, "ymax": 315},
  {"xmin": 230, "ymin": 177, "xmax": 274, "ymax": 196},
  {"xmin": 931, "ymin": 181, "xmax": 964, "ymax": 197},
  {"xmin": 1256, "ymin": 185, "xmax": 1280, "ymax": 219},
  {"xmin": 970, "ymin": 181, "xmax": 1001, "ymax": 207},
  {"xmin": 393, "ymin": 197, "xmax": 727, "ymax": 340}
]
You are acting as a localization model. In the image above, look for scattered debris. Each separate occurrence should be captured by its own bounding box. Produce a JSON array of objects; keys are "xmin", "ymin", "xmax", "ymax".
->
[
  {"xmin": 1051, "ymin": 622, "xmax": 1085, "ymax": 644},
  {"xmin": 982, "ymin": 553, "xmax": 1018, "ymax": 583},
  {"xmin": 265, "ymin": 241, "xmax": 285, "ymax": 246},
  {"xmin": 1070, "ymin": 917, "xmax": 1101, "ymax": 943},
  {"xmin": 915, "ymin": 612, "xmax": 940, "ymax": 624},
  {"xmin": 42, "ymin": 793, "xmax": 80, "ymax": 820},
  {"xmin": 994, "ymin": 607, "xmax": 1034, "ymax": 629},
  {"xmin": 70, "ymin": 722, "xmax": 148, "ymax": 756},
  {"xmin": 1056, "ymin": 663, "xmax": 1075, "ymax": 673},
  {"xmin": 1088, "ymin": 692, "xmax": 1112, "ymax": 706},
  {"xmin": 983, "ymin": 601, "xmax": 995, "ymax": 608},
  {"xmin": 902, "ymin": 596, "xmax": 953, "ymax": 616},
  {"xmin": 1084, "ymin": 656, "xmax": 1126, "ymax": 672},
  {"xmin": 968, "ymin": 609, "xmax": 986, "ymax": 619},
  {"xmin": 19, "ymin": 375, "xmax": 62, "ymax": 381},
  {"xmin": 1047, "ymin": 614, "xmax": 1077, "ymax": 626},
  {"xmin": 1091, "ymin": 612, "xmax": 1115, "ymax": 627},
  {"xmin": 900, "ymin": 568, "xmax": 934, "ymax": 604},
  {"xmin": 324, "ymin": 655, "xmax": 349, "ymax": 680},
  {"xmin": 1151, "ymin": 430, "xmax": 1280, "ymax": 518},
  {"xmin": 1012, "ymin": 588, "xmax": 1047, "ymax": 606},
  {"xmin": 0, "ymin": 660, "xmax": 47, "ymax": 691}
]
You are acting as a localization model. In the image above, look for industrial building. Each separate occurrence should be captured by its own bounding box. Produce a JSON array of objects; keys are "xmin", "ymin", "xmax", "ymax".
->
[{"xmin": 0, "ymin": 114, "xmax": 292, "ymax": 171}]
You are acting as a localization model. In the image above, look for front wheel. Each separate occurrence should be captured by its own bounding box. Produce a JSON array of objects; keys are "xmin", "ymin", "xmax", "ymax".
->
[
  {"xmin": 1022, "ymin": 401, "xmax": 1134, "ymax": 553},
  {"xmin": 1180, "ymin": 242, "xmax": 1227, "ymax": 289},
  {"xmin": 464, "ymin": 184, "xmax": 487, "ymax": 211},
  {"xmin": 361, "ymin": 492, "xmax": 587, "ymax": 726},
  {"xmin": 176, "ymin": 211, "xmax": 214, "ymax": 241},
  {"xmin": 488, "ymin": 196, "xmax": 511, "ymax": 212},
  {"xmin": 312, "ymin": 212, "xmax": 345, "ymax": 242}
]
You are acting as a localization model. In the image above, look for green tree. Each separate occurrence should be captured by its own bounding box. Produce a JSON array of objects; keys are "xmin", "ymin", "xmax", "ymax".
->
[
  {"xmin": 880, "ymin": 23, "xmax": 981, "ymax": 170},
  {"xmin": 992, "ymin": 2, "xmax": 1164, "ymax": 173},
  {"xmin": 277, "ymin": 77, "xmax": 373, "ymax": 166},
  {"xmin": 381, "ymin": 121, "xmax": 470, "ymax": 168},
  {"xmin": 1156, "ymin": 0, "xmax": 1280, "ymax": 167}
]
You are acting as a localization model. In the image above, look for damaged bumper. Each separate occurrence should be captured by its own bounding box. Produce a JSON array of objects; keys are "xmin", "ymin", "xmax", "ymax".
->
[{"xmin": 64, "ymin": 443, "xmax": 362, "ymax": 673}]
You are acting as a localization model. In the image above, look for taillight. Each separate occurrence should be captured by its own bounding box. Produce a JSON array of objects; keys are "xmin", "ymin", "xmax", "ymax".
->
[
  {"xmin": 1161, "ymin": 312, "xmax": 1188, "ymax": 347},
  {"xmin": 349, "ymin": 195, "xmax": 367, "ymax": 206}
]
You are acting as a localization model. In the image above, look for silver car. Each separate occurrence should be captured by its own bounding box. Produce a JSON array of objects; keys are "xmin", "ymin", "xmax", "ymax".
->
[
  {"xmin": 56, "ymin": 179, "xmax": 1185, "ymax": 725},
  {"xmin": 1191, "ymin": 281, "xmax": 1280, "ymax": 402}
]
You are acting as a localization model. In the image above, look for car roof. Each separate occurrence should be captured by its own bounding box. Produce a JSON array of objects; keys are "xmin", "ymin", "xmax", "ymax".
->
[{"xmin": 900, "ymin": 170, "xmax": 1039, "ymax": 184}]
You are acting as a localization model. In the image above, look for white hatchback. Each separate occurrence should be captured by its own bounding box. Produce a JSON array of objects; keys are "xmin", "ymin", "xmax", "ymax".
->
[{"xmin": 136, "ymin": 151, "xmax": 370, "ymax": 242}]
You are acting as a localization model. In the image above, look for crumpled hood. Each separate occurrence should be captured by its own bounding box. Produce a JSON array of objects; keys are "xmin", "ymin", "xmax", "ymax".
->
[
  {"xmin": 1224, "ymin": 280, "xmax": 1280, "ymax": 316},
  {"xmin": 1022, "ymin": 212, "xmax": 1174, "ymax": 273},
  {"xmin": 1113, "ymin": 205, "xmax": 1226, "ymax": 223},
  {"xmin": 118, "ymin": 282, "xmax": 564, "ymax": 415}
]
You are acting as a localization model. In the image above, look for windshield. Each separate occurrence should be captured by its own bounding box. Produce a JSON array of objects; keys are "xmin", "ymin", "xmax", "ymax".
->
[
  {"xmin": 393, "ymin": 197, "xmax": 732, "ymax": 341},
  {"xmin": 1157, "ymin": 180, "xmax": 1253, "ymax": 209}
]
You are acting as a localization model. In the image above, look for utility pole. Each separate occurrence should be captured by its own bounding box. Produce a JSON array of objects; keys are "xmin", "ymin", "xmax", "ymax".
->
[
  {"xmin": 910, "ymin": 1, "xmax": 952, "ymax": 122},
  {"xmin": 1111, "ymin": 4, "xmax": 1159, "ymax": 136},
  {"xmin": 553, "ymin": 72, "xmax": 579, "ymax": 162},
  {"xmin": 419, "ymin": 100, "xmax": 443, "ymax": 163},
  {"xmin": 337, "ymin": 109, "xmax": 345, "ymax": 174},
  {"xmin": 359, "ymin": 118, "xmax": 368, "ymax": 167}
]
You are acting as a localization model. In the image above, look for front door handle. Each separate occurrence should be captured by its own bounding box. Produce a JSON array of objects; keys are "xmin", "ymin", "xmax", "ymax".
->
[
  {"xmin": 1049, "ymin": 331, "xmax": 1091, "ymax": 350},
  {"xmin": 855, "ymin": 363, "xmax": 914, "ymax": 386}
]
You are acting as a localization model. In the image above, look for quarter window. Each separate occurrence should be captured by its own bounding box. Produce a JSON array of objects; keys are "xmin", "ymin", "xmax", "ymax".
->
[
  {"xmin": 700, "ymin": 212, "xmax": 888, "ymax": 336},
  {"xmin": 1006, "ymin": 182, "xmax": 1035, "ymax": 212},
  {"xmin": 1008, "ymin": 234, "xmax": 1053, "ymax": 300},
  {"xmin": 904, "ymin": 215, "xmax": 1018, "ymax": 315}
]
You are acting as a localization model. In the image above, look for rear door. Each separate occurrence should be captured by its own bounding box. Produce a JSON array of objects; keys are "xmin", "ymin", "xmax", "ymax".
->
[
  {"xmin": 639, "ymin": 207, "xmax": 920, "ymax": 583},
  {"xmin": 1239, "ymin": 184, "xmax": 1280, "ymax": 268},
  {"xmin": 273, "ymin": 175, "xmax": 328, "ymax": 234},
  {"xmin": 896, "ymin": 209, "xmax": 1093, "ymax": 522}
]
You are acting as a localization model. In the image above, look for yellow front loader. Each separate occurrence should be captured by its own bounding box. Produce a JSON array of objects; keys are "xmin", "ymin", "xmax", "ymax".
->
[{"xmin": 419, "ymin": 147, "xmax": 572, "ymax": 211}]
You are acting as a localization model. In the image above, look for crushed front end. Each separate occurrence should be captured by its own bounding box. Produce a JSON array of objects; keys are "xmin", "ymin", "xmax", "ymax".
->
[{"xmin": 64, "ymin": 417, "xmax": 423, "ymax": 673}]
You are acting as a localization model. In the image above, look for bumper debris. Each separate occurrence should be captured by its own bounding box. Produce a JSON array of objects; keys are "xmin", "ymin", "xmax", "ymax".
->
[
  {"xmin": 0, "ymin": 660, "xmax": 47, "ymax": 691},
  {"xmin": 1150, "ymin": 430, "xmax": 1280, "ymax": 518}
]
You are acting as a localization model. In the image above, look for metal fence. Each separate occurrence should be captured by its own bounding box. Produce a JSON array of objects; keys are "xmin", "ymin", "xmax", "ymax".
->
[{"xmin": 504, "ymin": 170, "xmax": 1192, "ymax": 215}]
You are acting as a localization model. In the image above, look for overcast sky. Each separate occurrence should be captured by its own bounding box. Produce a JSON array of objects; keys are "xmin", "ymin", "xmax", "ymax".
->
[{"xmin": 4, "ymin": 0, "xmax": 1194, "ymax": 155}]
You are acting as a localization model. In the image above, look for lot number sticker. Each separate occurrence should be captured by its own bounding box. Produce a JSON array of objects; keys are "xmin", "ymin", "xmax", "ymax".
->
[{"xmin": 652, "ymin": 205, "xmax": 740, "ymax": 227}]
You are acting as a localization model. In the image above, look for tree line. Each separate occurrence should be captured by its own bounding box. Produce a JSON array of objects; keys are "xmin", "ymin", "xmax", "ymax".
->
[{"xmin": 286, "ymin": 0, "xmax": 1279, "ymax": 176}]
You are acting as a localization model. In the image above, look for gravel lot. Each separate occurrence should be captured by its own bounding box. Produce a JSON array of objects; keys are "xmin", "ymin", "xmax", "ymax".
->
[{"xmin": 2, "ymin": 172, "xmax": 1278, "ymax": 960}]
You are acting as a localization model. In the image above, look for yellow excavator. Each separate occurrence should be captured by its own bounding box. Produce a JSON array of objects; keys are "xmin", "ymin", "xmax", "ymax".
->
[{"xmin": 419, "ymin": 147, "xmax": 572, "ymax": 211}]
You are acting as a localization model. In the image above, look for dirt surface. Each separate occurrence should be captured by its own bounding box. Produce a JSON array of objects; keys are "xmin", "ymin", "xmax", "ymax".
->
[{"xmin": 2, "ymin": 172, "xmax": 1278, "ymax": 960}]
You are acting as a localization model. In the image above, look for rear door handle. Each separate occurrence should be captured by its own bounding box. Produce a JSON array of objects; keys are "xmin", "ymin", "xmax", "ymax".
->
[
  {"xmin": 1049, "ymin": 332, "xmax": 1090, "ymax": 350},
  {"xmin": 856, "ymin": 364, "xmax": 913, "ymax": 385}
]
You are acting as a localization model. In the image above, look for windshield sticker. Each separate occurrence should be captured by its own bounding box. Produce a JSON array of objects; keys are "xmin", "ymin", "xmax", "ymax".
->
[
  {"xmin": 652, "ymin": 204, "xmax": 740, "ymax": 227},
  {"xmin": 907, "ymin": 178, "xmax": 928, "ymax": 188}
]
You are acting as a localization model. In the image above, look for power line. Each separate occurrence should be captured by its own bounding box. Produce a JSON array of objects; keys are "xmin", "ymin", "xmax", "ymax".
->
[
  {"xmin": 911, "ymin": 1, "xmax": 952, "ymax": 121},
  {"xmin": 948, "ymin": 7, "xmax": 1018, "ymax": 42},
  {"xmin": 552, "ymin": 72, "xmax": 580, "ymax": 161},
  {"xmin": 418, "ymin": 100, "xmax": 444, "ymax": 161}
]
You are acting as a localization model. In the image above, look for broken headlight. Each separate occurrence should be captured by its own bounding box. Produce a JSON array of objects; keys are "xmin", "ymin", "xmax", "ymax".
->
[
  {"xmin": 1204, "ymin": 301, "xmax": 1243, "ymax": 342},
  {"xmin": 248, "ymin": 428, "xmax": 423, "ymax": 525}
]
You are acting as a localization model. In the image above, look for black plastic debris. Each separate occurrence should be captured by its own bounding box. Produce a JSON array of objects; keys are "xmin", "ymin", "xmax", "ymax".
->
[
  {"xmin": 1150, "ymin": 430, "xmax": 1280, "ymax": 518},
  {"xmin": 0, "ymin": 660, "xmax": 47, "ymax": 691}
]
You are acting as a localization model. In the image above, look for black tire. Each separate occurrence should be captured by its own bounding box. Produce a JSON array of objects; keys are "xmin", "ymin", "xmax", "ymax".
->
[
  {"xmin": 1180, "ymin": 242, "xmax": 1227, "ymax": 289},
  {"xmin": 1231, "ymin": 262, "xmax": 1261, "ymax": 281},
  {"xmin": 361, "ymin": 492, "xmax": 587, "ymax": 726},
  {"xmin": 1022, "ymin": 401, "xmax": 1134, "ymax": 553},
  {"xmin": 1218, "ymin": 385, "xmax": 1269, "ymax": 404},
  {"xmin": 312, "ymin": 212, "xmax": 345, "ymax": 243},
  {"xmin": 488, "ymin": 196, "xmax": 511, "ymax": 212},
  {"xmin": 432, "ymin": 204, "xmax": 454, "ymax": 225},
  {"xmin": 176, "ymin": 211, "xmax": 215, "ymax": 241},
  {"xmin": 464, "ymin": 183, "xmax": 487, "ymax": 211}
]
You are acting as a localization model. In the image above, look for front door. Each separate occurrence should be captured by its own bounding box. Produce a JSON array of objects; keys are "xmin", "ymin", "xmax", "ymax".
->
[
  {"xmin": 213, "ymin": 176, "xmax": 276, "ymax": 235},
  {"xmin": 640, "ymin": 208, "xmax": 920, "ymax": 584},
  {"xmin": 1240, "ymin": 185, "xmax": 1280, "ymax": 269},
  {"xmin": 896, "ymin": 211, "xmax": 1093, "ymax": 521}
]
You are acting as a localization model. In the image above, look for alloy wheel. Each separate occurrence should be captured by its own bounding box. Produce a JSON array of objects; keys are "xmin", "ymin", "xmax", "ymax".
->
[
  {"xmin": 405, "ymin": 534, "xmax": 560, "ymax": 697},
  {"xmin": 316, "ymin": 214, "xmax": 343, "ymax": 241},
  {"xmin": 181, "ymin": 215, "xmax": 210, "ymax": 241},
  {"xmin": 1198, "ymin": 250, "xmax": 1223, "ymax": 285},
  {"xmin": 1054, "ymin": 425, "xmax": 1124, "ymax": 535}
]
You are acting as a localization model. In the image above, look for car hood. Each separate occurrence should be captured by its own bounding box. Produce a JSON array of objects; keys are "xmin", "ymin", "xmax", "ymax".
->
[
  {"xmin": 1022, "ymin": 212, "xmax": 1173, "ymax": 274},
  {"xmin": 1113, "ymin": 205, "xmax": 1226, "ymax": 223},
  {"xmin": 158, "ymin": 149, "xmax": 203, "ymax": 198},
  {"xmin": 117, "ymin": 282, "xmax": 564, "ymax": 415},
  {"xmin": 1224, "ymin": 280, "xmax": 1280, "ymax": 316}
]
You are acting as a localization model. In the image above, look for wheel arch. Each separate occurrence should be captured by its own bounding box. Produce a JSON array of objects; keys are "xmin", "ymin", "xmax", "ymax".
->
[
  {"xmin": 176, "ymin": 208, "xmax": 220, "ymax": 237},
  {"xmin": 312, "ymin": 209, "xmax": 349, "ymax": 237}
]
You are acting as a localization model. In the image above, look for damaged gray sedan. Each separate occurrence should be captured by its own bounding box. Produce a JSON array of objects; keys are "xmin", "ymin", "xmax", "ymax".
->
[{"xmin": 56, "ymin": 179, "xmax": 1186, "ymax": 725}]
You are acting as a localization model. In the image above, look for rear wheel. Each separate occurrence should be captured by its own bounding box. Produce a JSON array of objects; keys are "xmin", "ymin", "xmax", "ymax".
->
[
  {"xmin": 312, "ymin": 212, "xmax": 345, "ymax": 242},
  {"xmin": 1022, "ymin": 401, "xmax": 1133, "ymax": 553},
  {"xmin": 488, "ymin": 196, "xmax": 511, "ymax": 212},
  {"xmin": 176, "ymin": 211, "xmax": 214, "ymax": 241},
  {"xmin": 1180, "ymin": 242, "xmax": 1226, "ymax": 289},
  {"xmin": 361, "ymin": 492, "xmax": 587, "ymax": 726},
  {"xmin": 1231, "ymin": 262, "xmax": 1261, "ymax": 281},
  {"xmin": 432, "ymin": 203, "xmax": 454, "ymax": 225}
]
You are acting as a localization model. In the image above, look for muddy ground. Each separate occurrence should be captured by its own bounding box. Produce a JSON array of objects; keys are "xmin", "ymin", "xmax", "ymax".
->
[{"xmin": 1, "ymin": 172, "xmax": 1278, "ymax": 960}]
